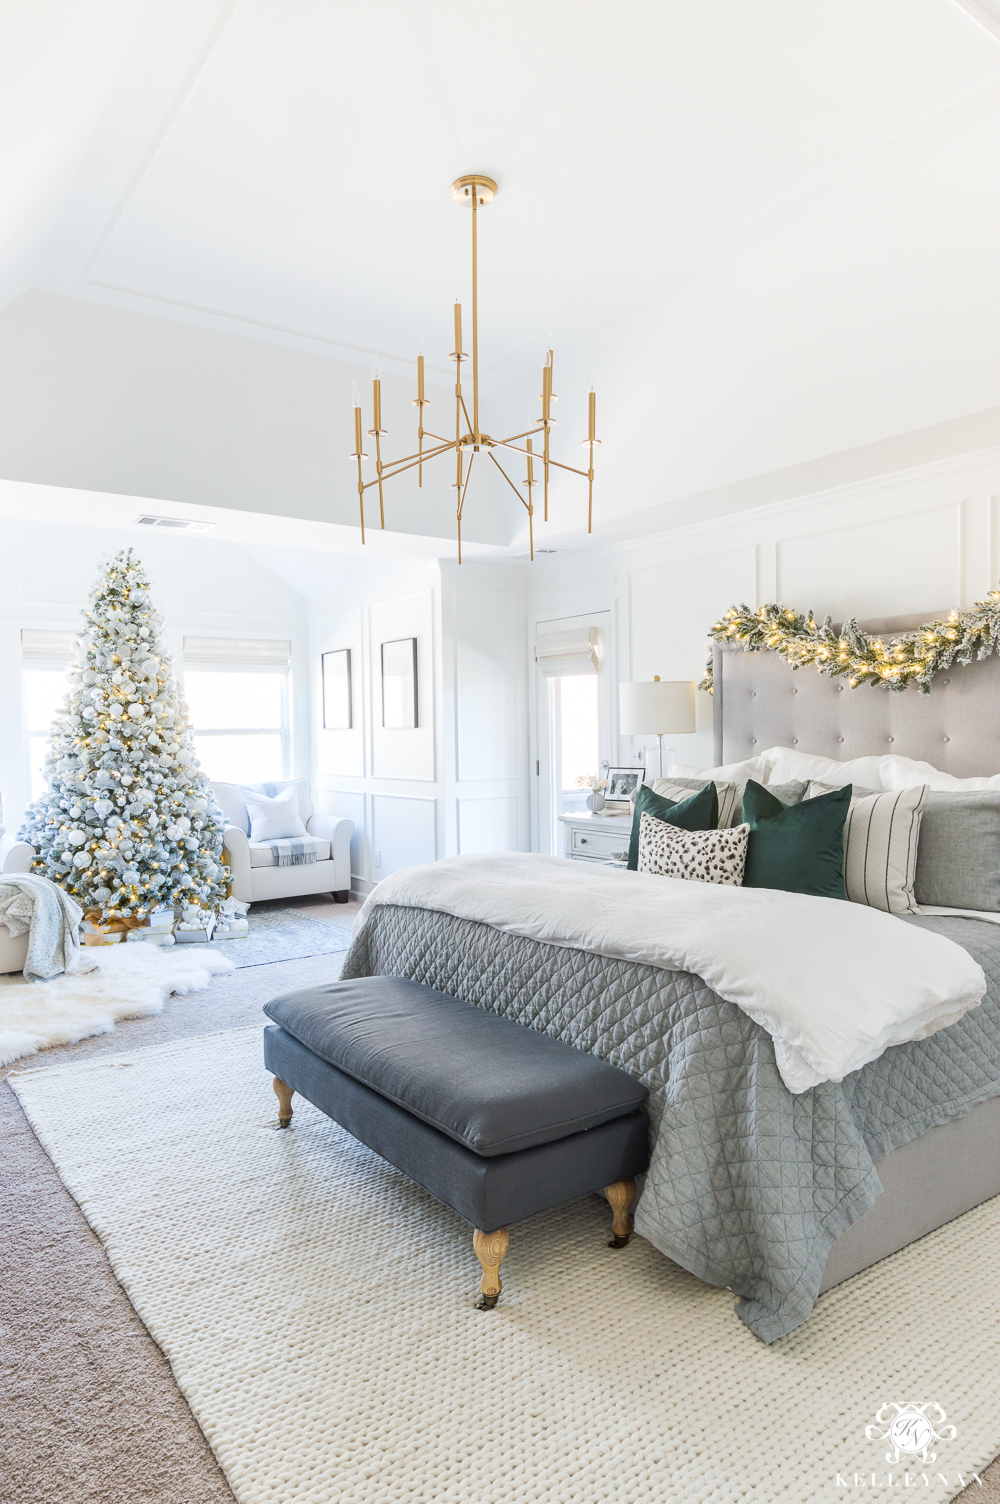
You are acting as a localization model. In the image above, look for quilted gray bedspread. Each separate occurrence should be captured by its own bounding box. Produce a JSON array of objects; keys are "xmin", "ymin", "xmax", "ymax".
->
[{"xmin": 342, "ymin": 904, "xmax": 1000, "ymax": 1343}]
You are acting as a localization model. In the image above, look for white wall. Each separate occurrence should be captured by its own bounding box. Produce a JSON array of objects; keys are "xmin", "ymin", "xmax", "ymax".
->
[
  {"xmin": 0, "ymin": 290, "xmax": 518, "ymax": 548},
  {"xmin": 0, "ymin": 519, "xmax": 311, "ymax": 835},
  {"xmin": 311, "ymin": 559, "xmax": 529, "ymax": 896},
  {"xmin": 525, "ymin": 445, "xmax": 1000, "ymax": 847}
]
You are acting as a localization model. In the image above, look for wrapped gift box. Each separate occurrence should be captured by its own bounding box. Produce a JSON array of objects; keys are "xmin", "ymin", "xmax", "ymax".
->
[
  {"xmin": 140, "ymin": 907, "xmax": 174, "ymax": 934},
  {"xmin": 81, "ymin": 918, "xmax": 127, "ymax": 947}
]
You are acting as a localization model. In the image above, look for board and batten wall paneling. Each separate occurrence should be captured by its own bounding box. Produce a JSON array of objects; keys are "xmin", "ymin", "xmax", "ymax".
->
[
  {"xmin": 371, "ymin": 793, "xmax": 437, "ymax": 878},
  {"xmin": 370, "ymin": 591, "xmax": 435, "ymax": 782},
  {"xmin": 315, "ymin": 787, "xmax": 366, "ymax": 882},
  {"xmin": 775, "ymin": 503, "xmax": 962, "ymax": 622},
  {"xmin": 315, "ymin": 609, "xmax": 364, "ymax": 779},
  {"xmin": 627, "ymin": 546, "xmax": 757, "ymax": 766},
  {"xmin": 457, "ymin": 795, "xmax": 518, "ymax": 855},
  {"xmin": 455, "ymin": 588, "xmax": 518, "ymax": 782}
]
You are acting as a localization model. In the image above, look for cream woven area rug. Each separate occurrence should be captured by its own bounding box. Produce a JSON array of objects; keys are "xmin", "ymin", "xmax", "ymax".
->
[{"xmin": 11, "ymin": 1028, "xmax": 1000, "ymax": 1504}]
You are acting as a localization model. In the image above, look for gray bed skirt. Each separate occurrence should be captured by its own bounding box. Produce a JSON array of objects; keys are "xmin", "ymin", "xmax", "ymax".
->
[{"xmin": 342, "ymin": 903, "xmax": 1000, "ymax": 1342}]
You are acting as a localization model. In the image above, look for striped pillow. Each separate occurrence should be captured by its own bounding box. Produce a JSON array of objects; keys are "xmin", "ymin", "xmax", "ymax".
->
[{"xmin": 808, "ymin": 783, "xmax": 927, "ymax": 913}]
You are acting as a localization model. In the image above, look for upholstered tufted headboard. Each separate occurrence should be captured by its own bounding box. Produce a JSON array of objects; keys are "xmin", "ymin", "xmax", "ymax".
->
[{"xmin": 712, "ymin": 612, "xmax": 1000, "ymax": 778}]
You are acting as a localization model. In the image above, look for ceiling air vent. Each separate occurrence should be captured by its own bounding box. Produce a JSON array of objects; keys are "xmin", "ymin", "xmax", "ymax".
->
[{"xmin": 135, "ymin": 514, "xmax": 215, "ymax": 533}]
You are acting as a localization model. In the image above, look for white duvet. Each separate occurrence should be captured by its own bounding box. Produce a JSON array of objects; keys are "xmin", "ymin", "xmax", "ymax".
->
[{"xmin": 355, "ymin": 853, "xmax": 987, "ymax": 1094}]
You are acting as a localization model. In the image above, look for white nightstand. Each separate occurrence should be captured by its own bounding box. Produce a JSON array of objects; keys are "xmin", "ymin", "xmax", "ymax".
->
[{"xmin": 557, "ymin": 811, "xmax": 632, "ymax": 865}]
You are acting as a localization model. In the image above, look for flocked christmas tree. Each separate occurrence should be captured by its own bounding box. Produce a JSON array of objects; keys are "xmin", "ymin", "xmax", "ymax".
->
[{"xmin": 19, "ymin": 549, "xmax": 229, "ymax": 923}]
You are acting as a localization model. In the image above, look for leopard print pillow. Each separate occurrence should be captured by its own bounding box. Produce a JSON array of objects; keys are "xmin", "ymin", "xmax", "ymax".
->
[{"xmin": 637, "ymin": 811, "xmax": 749, "ymax": 886}]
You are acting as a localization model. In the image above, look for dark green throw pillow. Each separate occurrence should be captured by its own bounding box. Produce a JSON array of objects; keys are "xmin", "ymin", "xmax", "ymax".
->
[
  {"xmin": 627, "ymin": 781, "xmax": 719, "ymax": 871},
  {"xmin": 741, "ymin": 779, "xmax": 850, "ymax": 899}
]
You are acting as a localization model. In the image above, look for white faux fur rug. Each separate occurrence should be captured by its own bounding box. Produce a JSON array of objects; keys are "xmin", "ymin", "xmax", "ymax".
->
[
  {"xmin": 10, "ymin": 1027, "xmax": 1000, "ymax": 1504},
  {"xmin": 0, "ymin": 945, "xmax": 234, "ymax": 1066}
]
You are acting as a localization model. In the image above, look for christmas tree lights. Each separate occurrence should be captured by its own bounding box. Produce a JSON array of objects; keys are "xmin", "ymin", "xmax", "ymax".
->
[
  {"xmin": 18, "ymin": 549, "xmax": 229, "ymax": 923},
  {"xmin": 699, "ymin": 590, "xmax": 1000, "ymax": 695}
]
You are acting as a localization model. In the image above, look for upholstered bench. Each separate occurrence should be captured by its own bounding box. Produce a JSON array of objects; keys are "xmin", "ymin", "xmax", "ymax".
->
[{"xmin": 262, "ymin": 977, "xmax": 650, "ymax": 1308}]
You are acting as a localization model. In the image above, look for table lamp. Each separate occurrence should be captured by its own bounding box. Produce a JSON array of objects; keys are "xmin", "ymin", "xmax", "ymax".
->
[{"xmin": 618, "ymin": 678, "xmax": 696, "ymax": 778}]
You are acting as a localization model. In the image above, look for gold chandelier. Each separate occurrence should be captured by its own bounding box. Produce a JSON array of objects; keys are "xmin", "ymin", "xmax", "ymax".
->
[{"xmin": 349, "ymin": 174, "xmax": 599, "ymax": 561}]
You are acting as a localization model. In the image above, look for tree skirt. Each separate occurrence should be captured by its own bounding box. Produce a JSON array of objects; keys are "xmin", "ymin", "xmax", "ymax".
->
[
  {"xmin": 0, "ymin": 945, "xmax": 234, "ymax": 1067},
  {"xmin": 10, "ymin": 1028, "xmax": 1000, "ymax": 1504}
]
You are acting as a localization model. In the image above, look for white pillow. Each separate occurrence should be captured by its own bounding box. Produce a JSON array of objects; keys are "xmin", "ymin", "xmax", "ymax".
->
[
  {"xmin": 880, "ymin": 754, "xmax": 1000, "ymax": 793},
  {"xmin": 761, "ymin": 746, "xmax": 889, "ymax": 790},
  {"xmin": 668, "ymin": 755, "xmax": 768, "ymax": 785},
  {"xmin": 244, "ymin": 784, "xmax": 308, "ymax": 843}
]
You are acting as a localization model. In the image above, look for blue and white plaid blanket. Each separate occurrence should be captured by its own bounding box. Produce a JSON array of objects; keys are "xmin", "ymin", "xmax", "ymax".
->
[{"xmin": 266, "ymin": 837, "xmax": 320, "ymax": 867}]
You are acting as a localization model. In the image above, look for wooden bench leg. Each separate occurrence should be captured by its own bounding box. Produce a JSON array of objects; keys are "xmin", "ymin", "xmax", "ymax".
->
[
  {"xmin": 605, "ymin": 1179, "xmax": 635, "ymax": 1249},
  {"xmin": 473, "ymin": 1228, "xmax": 509, "ymax": 1310},
  {"xmin": 273, "ymin": 1076, "xmax": 294, "ymax": 1129}
]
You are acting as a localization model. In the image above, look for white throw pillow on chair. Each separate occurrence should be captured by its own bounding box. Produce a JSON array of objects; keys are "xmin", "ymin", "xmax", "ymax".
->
[{"xmin": 244, "ymin": 784, "xmax": 308, "ymax": 843}]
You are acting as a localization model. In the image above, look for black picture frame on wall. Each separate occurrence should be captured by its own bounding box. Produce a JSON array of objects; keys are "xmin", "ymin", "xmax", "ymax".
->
[
  {"xmin": 321, "ymin": 648, "xmax": 352, "ymax": 729},
  {"xmin": 381, "ymin": 637, "xmax": 418, "ymax": 728}
]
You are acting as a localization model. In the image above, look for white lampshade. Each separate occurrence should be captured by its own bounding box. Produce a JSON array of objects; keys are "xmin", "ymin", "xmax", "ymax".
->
[{"xmin": 619, "ymin": 679, "xmax": 696, "ymax": 736}]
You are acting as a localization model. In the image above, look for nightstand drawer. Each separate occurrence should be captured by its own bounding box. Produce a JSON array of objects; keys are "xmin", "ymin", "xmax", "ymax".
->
[{"xmin": 569, "ymin": 825, "xmax": 630, "ymax": 859}]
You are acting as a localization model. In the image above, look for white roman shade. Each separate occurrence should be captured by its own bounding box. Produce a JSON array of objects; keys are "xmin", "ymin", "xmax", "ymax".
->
[
  {"xmin": 183, "ymin": 637, "xmax": 291, "ymax": 670},
  {"xmin": 534, "ymin": 627, "xmax": 599, "ymax": 677},
  {"xmin": 21, "ymin": 629, "xmax": 75, "ymax": 664}
]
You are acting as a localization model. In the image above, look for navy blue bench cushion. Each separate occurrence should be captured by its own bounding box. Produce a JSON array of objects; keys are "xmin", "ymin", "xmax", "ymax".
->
[
  {"xmin": 262, "ymin": 976, "xmax": 649, "ymax": 1157},
  {"xmin": 264, "ymin": 1025, "xmax": 650, "ymax": 1231}
]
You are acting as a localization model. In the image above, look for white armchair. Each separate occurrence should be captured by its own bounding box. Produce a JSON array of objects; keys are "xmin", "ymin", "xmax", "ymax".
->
[
  {"xmin": 210, "ymin": 779, "xmax": 354, "ymax": 905},
  {"xmin": 0, "ymin": 799, "xmax": 33, "ymax": 972}
]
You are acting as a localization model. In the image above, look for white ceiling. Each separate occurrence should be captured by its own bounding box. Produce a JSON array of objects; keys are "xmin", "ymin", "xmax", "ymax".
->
[{"xmin": 5, "ymin": 0, "xmax": 1000, "ymax": 549}]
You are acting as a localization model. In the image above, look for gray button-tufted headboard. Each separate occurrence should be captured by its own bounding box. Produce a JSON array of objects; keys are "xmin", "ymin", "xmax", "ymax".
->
[{"xmin": 713, "ymin": 612, "xmax": 1000, "ymax": 778}]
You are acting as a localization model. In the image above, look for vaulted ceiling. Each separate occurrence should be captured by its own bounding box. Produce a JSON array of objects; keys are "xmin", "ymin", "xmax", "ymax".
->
[{"xmin": 4, "ymin": 0, "xmax": 1000, "ymax": 553}]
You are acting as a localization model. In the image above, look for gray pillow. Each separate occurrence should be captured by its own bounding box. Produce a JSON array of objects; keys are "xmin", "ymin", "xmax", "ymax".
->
[
  {"xmin": 914, "ymin": 791, "xmax": 1000, "ymax": 911},
  {"xmin": 653, "ymin": 776, "xmax": 805, "ymax": 828}
]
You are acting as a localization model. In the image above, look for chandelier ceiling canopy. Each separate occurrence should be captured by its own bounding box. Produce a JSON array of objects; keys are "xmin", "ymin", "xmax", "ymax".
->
[{"xmin": 350, "ymin": 175, "xmax": 599, "ymax": 561}]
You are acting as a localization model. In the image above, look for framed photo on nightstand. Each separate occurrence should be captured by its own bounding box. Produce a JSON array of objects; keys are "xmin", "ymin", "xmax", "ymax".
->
[{"xmin": 604, "ymin": 767, "xmax": 642, "ymax": 809}]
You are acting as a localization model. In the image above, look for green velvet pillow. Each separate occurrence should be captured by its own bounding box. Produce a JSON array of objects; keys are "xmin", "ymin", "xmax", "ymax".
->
[
  {"xmin": 626, "ymin": 781, "xmax": 719, "ymax": 871},
  {"xmin": 741, "ymin": 779, "xmax": 850, "ymax": 899}
]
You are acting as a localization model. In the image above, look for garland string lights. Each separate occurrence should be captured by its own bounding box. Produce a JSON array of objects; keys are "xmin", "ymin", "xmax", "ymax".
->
[{"xmin": 699, "ymin": 589, "xmax": 1000, "ymax": 695}]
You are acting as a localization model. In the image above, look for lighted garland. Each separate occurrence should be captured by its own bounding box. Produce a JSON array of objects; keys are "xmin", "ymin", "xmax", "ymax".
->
[{"xmin": 698, "ymin": 589, "xmax": 1000, "ymax": 695}]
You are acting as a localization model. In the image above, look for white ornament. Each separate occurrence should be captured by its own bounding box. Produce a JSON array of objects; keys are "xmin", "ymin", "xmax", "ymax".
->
[{"xmin": 73, "ymin": 851, "xmax": 91, "ymax": 868}]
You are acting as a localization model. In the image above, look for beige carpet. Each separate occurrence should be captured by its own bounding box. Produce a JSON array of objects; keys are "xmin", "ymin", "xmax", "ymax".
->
[
  {"xmin": 10, "ymin": 1024, "xmax": 1000, "ymax": 1504},
  {"xmin": 1, "ymin": 893, "xmax": 357, "ymax": 1504}
]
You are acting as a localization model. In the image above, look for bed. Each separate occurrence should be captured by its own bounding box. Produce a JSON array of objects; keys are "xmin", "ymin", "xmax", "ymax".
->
[{"xmin": 340, "ymin": 613, "xmax": 1000, "ymax": 1342}]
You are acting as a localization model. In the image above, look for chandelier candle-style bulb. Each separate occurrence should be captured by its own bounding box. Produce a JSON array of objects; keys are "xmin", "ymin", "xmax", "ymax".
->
[
  {"xmin": 588, "ymin": 390, "xmax": 596, "ymax": 443},
  {"xmin": 353, "ymin": 404, "xmax": 363, "ymax": 454},
  {"xmin": 417, "ymin": 354, "xmax": 424, "ymax": 403},
  {"xmin": 453, "ymin": 302, "xmax": 463, "ymax": 358},
  {"xmin": 372, "ymin": 378, "xmax": 382, "ymax": 434}
]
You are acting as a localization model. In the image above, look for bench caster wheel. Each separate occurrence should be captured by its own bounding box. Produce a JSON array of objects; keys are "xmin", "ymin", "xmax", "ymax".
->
[
  {"xmin": 608, "ymin": 1233, "xmax": 631, "ymax": 1250},
  {"xmin": 476, "ymin": 1292, "xmax": 500, "ymax": 1311}
]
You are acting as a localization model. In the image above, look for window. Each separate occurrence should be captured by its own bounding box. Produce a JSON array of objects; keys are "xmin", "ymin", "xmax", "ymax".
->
[
  {"xmin": 183, "ymin": 638, "xmax": 291, "ymax": 785},
  {"xmin": 553, "ymin": 675, "xmax": 599, "ymax": 815},
  {"xmin": 534, "ymin": 613, "xmax": 613, "ymax": 851},
  {"xmin": 24, "ymin": 668, "xmax": 72, "ymax": 800},
  {"xmin": 21, "ymin": 630, "xmax": 75, "ymax": 800}
]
